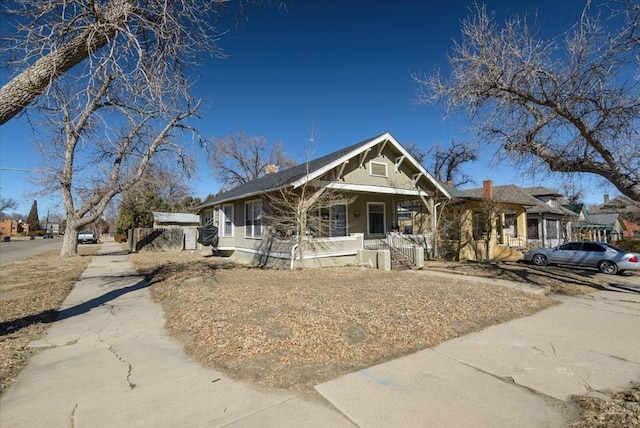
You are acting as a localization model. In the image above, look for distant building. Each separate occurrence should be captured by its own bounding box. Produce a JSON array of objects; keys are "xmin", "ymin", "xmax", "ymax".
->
[{"xmin": 0, "ymin": 219, "xmax": 29, "ymax": 236}]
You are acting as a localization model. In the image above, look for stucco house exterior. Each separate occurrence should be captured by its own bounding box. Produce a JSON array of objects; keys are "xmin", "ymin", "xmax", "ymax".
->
[
  {"xmin": 442, "ymin": 181, "xmax": 538, "ymax": 261},
  {"xmin": 591, "ymin": 195, "xmax": 640, "ymax": 239},
  {"xmin": 521, "ymin": 187, "xmax": 578, "ymax": 248},
  {"xmin": 196, "ymin": 132, "xmax": 451, "ymax": 268},
  {"xmin": 587, "ymin": 213, "xmax": 626, "ymax": 242}
]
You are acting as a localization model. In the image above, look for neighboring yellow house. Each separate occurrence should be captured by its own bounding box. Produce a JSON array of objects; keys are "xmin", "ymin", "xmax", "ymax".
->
[{"xmin": 439, "ymin": 181, "xmax": 539, "ymax": 261}]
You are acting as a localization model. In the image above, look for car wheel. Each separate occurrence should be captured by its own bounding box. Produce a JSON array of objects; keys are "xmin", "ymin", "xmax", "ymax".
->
[
  {"xmin": 532, "ymin": 254, "xmax": 548, "ymax": 266},
  {"xmin": 598, "ymin": 260, "xmax": 618, "ymax": 275}
]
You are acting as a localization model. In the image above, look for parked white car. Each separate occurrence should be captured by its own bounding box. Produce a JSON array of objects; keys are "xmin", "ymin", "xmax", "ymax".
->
[
  {"xmin": 77, "ymin": 230, "xmax": 98, "ymax": 244},
  {"xmin": 524, "ymin": 241, "xmax": 640, "ymax": 275}
]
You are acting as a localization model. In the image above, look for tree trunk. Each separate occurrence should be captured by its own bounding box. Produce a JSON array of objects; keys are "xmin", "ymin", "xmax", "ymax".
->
[{"xmin": 60, "ymin": 221, "xmax": 80, "ymax": 257}]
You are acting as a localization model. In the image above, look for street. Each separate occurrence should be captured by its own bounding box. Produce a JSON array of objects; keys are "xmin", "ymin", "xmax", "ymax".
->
[{"xmin": 0, "ymin": 237, "xmax": 63, "ymax": 266}]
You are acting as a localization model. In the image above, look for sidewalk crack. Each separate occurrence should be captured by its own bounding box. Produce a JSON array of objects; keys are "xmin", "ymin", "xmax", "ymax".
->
[
  {"xmin": 71, "ymin": 403, "xmax": 78, "ymax": 428},
  {"xmin": 105, "ymin": 343, "xmax": 136, "ymax": 389}
]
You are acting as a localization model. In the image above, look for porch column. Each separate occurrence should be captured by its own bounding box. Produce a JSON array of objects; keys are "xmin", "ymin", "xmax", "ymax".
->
[{"xmin": 516, "ymin": 209, "xmax": 527, "ymax": 240}]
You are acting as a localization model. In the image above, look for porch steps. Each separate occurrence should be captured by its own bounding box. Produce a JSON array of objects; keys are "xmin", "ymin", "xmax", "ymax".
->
[{"xmin": 390, "ymin": 248, "xmax": 413, "ymax": 270}]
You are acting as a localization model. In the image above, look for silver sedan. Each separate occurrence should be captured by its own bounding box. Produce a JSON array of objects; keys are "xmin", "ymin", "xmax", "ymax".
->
[{"xmin": 524, "ymin": 241, "xmax": 640, "ymax": 275}]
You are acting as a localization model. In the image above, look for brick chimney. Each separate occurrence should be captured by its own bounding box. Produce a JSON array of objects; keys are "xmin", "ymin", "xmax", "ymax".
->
[
  {"xmin": 264, "ymin": 164, "xmax": 279, "ymax": 174},
  {"xmin": 482, "ymin": 180, "xmax": 493, "ymax": 199},
  {"xmin": 445, "ymin": 180, "xmax": 453, "ymax": 186}
]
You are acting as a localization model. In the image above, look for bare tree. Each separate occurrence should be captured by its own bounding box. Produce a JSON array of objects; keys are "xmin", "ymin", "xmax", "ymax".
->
[
  {"xmin": 414, "ymin": 2, "xmax": 640, "ymax": 203},
  {"xmin": 262, "ymin": 177, "xmax": 355, "ymax": 268},
  {"xmin": 427, "ymin": 140, "xmax": 477, "ymax": 186},
  {"xmin": 0, "ymin": 0, "xmax": 262, "ymax": 125},
  {"xmin": 473, "ymin": 198, "xmax": 505, "ymax": 261},
  {"xmin": 208, "ymin": 131, "xmax": 296, "ymax": 188},
  {"xmin": 404, "ymin": 142, "xmax": 426, "ymax": 164},
  {"xmin": 0, "ymin": 196, "xmax": 16, "ymax": 217},
  {"xmin": 34, "ymin": 66, "xmax": 201, "ymax": 256},
  {"xmin": 114, "ymin": 167, "xmax": 192, "ymax": 233}
]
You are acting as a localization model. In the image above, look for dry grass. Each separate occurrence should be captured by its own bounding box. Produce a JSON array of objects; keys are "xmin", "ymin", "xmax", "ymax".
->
[
  {"xmin": 569, "ymin": 384, "xmax": 640, "ymax": 427},
  {"xmin": 0, "ymin": 246, "xmax": 97, "ymax": 393},
  {"xmin": 423, "ymin": 260, "xmax": 612, "ymax": 295},
  {"xmin": 132, "ymin": 251, "xmax": 557, "ymax": 391},
  {"xmin": 2, "ymin": 245, "xmax": 637, "ymax": 425}
]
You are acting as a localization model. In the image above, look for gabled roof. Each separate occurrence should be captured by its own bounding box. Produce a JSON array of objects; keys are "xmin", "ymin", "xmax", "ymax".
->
[
  {"xmin": 463, "ymin": 184, "xmax": 543, "ymax": 206},
  {"xmin": 562, "ymin": 203, "xmax": 586, "ymax": 214},
  {"xmin": 592, "ymin": 195, "xmax": 640, "ymax": 214},
  {"xmin": 522, "ymin": 186, "xmax": 562, "ymax": 198},
  {"xmin": 197, "ymin": 132, "xmax": 450, "ymax": 208},
  {"xmin": 588, "ymin": 213, "xmax": 623, "ymax": 228},
  {"xmin": 458, "ymin": 184, "xmax": 576, "ymax": 217},
  {"xmin": 152, "ymin": 212, "xmax": 200, "ymax": 224}
]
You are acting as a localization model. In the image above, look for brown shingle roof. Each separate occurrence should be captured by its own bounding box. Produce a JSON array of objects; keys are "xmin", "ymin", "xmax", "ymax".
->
[{"xmin": 463, "ymin": 185, "xmax": 542, "ymax": 206}]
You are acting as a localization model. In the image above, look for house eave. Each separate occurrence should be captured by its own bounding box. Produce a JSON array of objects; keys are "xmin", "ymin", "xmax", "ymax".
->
[{"xmin": 290, "ymin": 132, "xmax": 451, "ymax": 199}]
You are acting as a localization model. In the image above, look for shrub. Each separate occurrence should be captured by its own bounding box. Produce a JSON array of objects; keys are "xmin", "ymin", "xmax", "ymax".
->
[{"xmin": 612, "ymin": 239, "xmax": 640, "ymax": 252}]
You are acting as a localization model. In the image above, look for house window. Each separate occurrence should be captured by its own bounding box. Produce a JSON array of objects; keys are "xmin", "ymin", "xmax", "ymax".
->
[
  {"xmin": 545, "ymin": 219, "xmax": 558, "ymax": 239},
  {"xmin": 369, "ymin": 161, "xmax": 388, "ymax": 177},
  {"xmin": 311, "ymin": 204, "xmax": 347, "ymax": 237},
  {"xmin": 202, "ymin": 208, "xmax": 215, "ymax": 226},
  {"xmin": 367, "ymin": 202, "xmax": 385, "ymax": 235},
  {"xmin": 331, "ymin": 204, "xmax": 347, "ymax": 237},
  {"xmin": 473, "ymin": 212, "xmax": 487, "ymax": 238},
  {"xmin": 245, "ymin": 200, "xmax": 262, "ymax": 238},
  {"xmin": 527, "ymin": 219, "xmax": 539, "ymax": 239},
  {"xmin": 222, "ymin": 204, "xmax": 233, "ymax": 237}
]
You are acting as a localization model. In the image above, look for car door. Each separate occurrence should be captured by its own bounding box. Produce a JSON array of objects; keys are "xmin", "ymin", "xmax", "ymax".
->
[
  {"xmin": 580, "ymin": 242, "xmax": 607, "ymax": 268},
  {"xmin": 550, "ymin": 242, "xmax": 583, "ymax": 264}
]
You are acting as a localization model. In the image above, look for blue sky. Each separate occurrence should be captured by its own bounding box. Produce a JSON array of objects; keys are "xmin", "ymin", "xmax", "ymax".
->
[{"xmin": 0, "ymin": 0, "xmax": 617, "ymax": 217}]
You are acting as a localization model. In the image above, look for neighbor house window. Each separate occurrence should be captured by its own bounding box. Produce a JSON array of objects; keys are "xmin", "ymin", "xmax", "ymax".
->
[
  {"xmin": 527, "ymin": 219, "xmax": 539, "ymax": 239},
  {"xmin": 369, "ymin": 161, "xmax": 388, "ymax": 177},
  {"xmin": 367, "ymin": 202, "xmax": 385, "ymax": 235},
  {"xmin": 245, "ymin": 200, "xmax": 262, "ymax": 238},
  {"xmin": 473, "ymin": 212, "xmax": 487, "ymax": 238},
  {"xmin": 222, "ymin": 204, "xmax": 234, "ymax": 237},
  {"xmin": 545, "ymin": 219, "xmax": 559, "ymax": 239}
]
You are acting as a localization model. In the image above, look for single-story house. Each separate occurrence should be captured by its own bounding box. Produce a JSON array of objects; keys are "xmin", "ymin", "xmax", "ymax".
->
[
  {"xmin": 522, "ymin": 187, "xmax": 578, "ymax": 248},
  {"xmin": 196, "ymin": 132, "xmax": 451, "ymax": 269},
  {"xmin": 591, "ymin": 195, "xmax": 640, "ymax": 239},
  {"xmin": 586, "ymin": 213, "xmax": 626, "ymax": 242},
  {"xmin": 442, "ymin": 181, "xmax": 540, "ymax": 261}
]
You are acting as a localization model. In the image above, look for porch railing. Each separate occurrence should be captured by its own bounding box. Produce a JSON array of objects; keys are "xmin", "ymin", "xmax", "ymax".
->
[{"xmin": 387, "ymin": 232, "xmax": 432, "ymax": 267}]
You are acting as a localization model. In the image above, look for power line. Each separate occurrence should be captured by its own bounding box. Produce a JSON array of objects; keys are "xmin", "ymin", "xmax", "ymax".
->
[{"xmin": 0, "ymin": 167, "xmax": 45, "ymax": 172}]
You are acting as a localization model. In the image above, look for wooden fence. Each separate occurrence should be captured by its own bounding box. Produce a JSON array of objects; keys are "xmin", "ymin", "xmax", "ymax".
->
[{"xmin": 129, "ymin": 228, "xmax": 185, "ymax": 252}]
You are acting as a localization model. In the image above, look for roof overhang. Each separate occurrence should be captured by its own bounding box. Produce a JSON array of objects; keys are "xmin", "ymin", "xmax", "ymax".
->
[{"xmin": 290, "ymin": 132, "xmax": 451, "ymax": 199}]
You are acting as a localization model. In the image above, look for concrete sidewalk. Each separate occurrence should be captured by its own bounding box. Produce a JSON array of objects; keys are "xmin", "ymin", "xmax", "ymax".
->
[
  {"xmin": 0, "ymin": 240, "xmax": 353, "ymax": 428},
  {"xmin": 2, "ymin": 239, "xmax": 639, "ymax": 427},
  {"xmin": 316, "ymin": 282, "xmax": 640, "ymax": 427}
]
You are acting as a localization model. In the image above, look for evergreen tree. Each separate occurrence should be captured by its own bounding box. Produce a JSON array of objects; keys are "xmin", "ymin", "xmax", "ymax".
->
[{"xmin": 26, "ymin": 200, "xmax": 41, "ymax": 231}]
